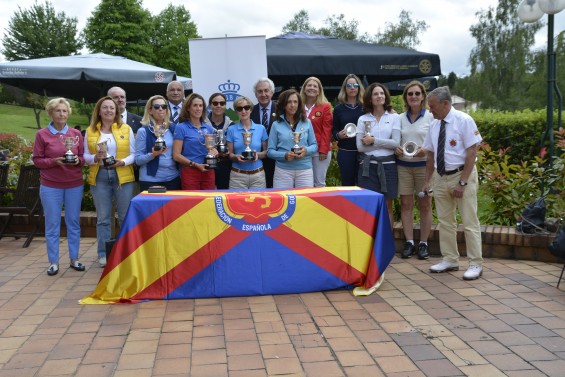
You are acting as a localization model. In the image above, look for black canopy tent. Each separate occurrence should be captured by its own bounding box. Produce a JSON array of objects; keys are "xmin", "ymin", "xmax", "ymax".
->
[
  {"xmin": 266, "ymin": 33, "xmax": 441, "ymax": 94},
  {"xmin": 0, "ymin": 53, "xmax": 177, "ymax": 102}
]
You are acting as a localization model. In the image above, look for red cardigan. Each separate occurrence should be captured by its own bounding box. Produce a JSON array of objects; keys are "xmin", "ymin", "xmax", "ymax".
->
[{"xmin": 306, "ymin": 102, "xmax": 333, "ymax": 155}]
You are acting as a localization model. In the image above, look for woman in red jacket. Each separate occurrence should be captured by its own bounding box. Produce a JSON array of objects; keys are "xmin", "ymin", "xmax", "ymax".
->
[{"xmin": 300, "ymin": 77, "xmax": 333, "ymax": 187}]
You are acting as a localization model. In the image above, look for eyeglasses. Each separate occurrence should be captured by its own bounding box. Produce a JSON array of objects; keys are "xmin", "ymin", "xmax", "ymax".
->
[
  {"xmin": 407, "ymin": 91, "xmax": 422, "ymax": 97},
  {"xmin": 152, "ymin": 104, "xmax": 167, "ymax": 110},
  {"xmin": 212, "ymin": 101, "xmax": 226, "ymax": 106},
  {"xmin": 346, "ymin": 83, "xmax": 359, "ymax": 89},
  {"xmin": 235, "ymin": 105, "xmax": 252, "ymax": 112}
]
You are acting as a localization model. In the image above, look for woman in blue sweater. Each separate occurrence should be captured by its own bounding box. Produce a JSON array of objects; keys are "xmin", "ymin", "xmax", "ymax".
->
[
  {"xmin": 267, "ymin": 89, "xmax": 318, "ymax": 188},
  {"xmin": 135, "ymin": 95, "xmax": 180, "ymax": 191}
]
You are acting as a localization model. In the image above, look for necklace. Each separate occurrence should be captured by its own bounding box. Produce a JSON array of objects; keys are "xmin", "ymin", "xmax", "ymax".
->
[{"xmin": 344, "ymin": 103, "xmax": 359, "ymax": 110}]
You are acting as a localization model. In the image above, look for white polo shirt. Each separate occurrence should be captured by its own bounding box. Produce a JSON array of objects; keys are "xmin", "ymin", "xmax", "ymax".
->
[{"xmin": 422, "ymin": 107, "xmax": 482, "ymax": 171}]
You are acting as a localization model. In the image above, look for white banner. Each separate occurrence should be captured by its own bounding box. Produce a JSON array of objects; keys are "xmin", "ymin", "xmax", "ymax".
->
[{"xmin": 189, "ymin": 36, "xmax": 267, "ymax": 110}]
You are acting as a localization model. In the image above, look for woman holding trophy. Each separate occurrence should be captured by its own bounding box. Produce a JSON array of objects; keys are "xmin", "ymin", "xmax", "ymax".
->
[
  {"xmin": 267, "ymin": 89, "xmax": 318, "ymax": 188},
  {"xmin": 300, "ymin": 77, "xmax": 333, "ymax": 187},
  {"xmin": 84, "ymin": 96, "xmax": 135, "ymax": 268},
  {"xmin": 208, "ymin": 93, "xmax": 234, "ymax": 189},
  {"xmin": 173, "ymin": 93, "xmax": 218, "ymax": 190},
  {"xmin": 332, "ymin": 74, "xmax": 365, "ymax": 185},
  {"xmin": 394, "ymin": 81, "xmax": 434, "ymax": 260},
  {"xmin": 226, "ymin": 96, "xmax": 268, "ymax": 189},
  {"xmin": 33, "ymin": 98, "xmax": 85, "ymax": 276},
  {"xmin": 357, "ymin": 83, "xmax": 401, "ymax": 228},
  {"xmin": 135, "ymin": 95, "xmax": 180, "ymax": 191}
]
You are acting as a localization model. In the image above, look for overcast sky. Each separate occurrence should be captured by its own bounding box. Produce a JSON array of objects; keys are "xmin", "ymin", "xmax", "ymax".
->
[{"xmin": 1, "ymin": 0, "xmax": 564, "ymax": 77}]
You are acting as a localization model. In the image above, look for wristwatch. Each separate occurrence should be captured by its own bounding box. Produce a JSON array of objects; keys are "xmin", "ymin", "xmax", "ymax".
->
[
  {"xmin": 459, "ymin": 180, "xmax": 468, "ymax": 186},
  {"xmin": 189, "ymin": 161, "xmax": 194, "ymax": 168}
]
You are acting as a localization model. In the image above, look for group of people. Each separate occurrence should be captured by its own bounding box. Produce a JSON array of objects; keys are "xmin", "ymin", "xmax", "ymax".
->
[{"xmin": 33, "ymin": 75, "xmax": 484, "ymax": 282}]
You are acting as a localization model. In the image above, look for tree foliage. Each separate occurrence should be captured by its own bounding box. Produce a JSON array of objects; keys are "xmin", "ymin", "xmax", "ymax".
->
[
  {"xmin": 1, "ymin": 1, "xmax": 83, "ymax": 60},
  {"xmin": 373, "ymin": 10, "xmax": 429, "ymax": 49},
  {"xmin": 83, "ymin": 0, "xmax": 153, "ymax": 64},
  {"xmin": 281, "ymin": 9, "xmax": 427, "ymax": 48},
  {"xmin": 317, "ymin": 14, "xmax": 370, "ymax": 42},
  {"xmin": 467, "ymin": 0, "xmax": 542, "ymax": 110},
  {"xmin": 281, "ymin": 10, "xmax": 315, "ymax": 34},
  {"xmin": 151, "ymin": 5, "xmax": 200, "ymax": 77}
]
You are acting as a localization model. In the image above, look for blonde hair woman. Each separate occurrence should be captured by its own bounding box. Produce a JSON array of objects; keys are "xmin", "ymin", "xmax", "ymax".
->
[
  {"xmin": 83, "ymin": 96, "xmax": 135, "ymax": 267},
  {"xmin": 135, "ymin": 95, "xmax": 180, "ymax": 191},
  {"xmin": 299, "ymin": 76, "xmax": 333, "ymax": 187}
]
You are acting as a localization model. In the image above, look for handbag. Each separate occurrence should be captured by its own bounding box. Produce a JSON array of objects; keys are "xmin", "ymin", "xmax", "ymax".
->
[
  {"xmin": 516, "ymin": 197, "xmax": 546, "ymax": 234},
  {"xmin": 549, "ymin": 225, "xmax": 565, "ymax": 259}
]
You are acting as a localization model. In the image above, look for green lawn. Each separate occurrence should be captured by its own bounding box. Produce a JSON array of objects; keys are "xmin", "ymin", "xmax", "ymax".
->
[{"xmin": 0, "ymin": 104, "xmax": 90, "ymax": 142}]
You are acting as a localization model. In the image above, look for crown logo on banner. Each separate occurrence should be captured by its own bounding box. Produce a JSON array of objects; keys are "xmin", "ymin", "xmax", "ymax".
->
[{"xmin": 218, "ymin": 80, "xmax": 241, "ymax": 102}]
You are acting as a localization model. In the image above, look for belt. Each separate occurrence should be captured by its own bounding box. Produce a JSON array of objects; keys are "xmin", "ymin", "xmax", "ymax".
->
[
  {"xmin": 444, "ymin": 166, "xmax": 464, "ymax": 175},
  {"xmin": 231, "ymin": 166, "xmax": 264, "ymax": 175}
]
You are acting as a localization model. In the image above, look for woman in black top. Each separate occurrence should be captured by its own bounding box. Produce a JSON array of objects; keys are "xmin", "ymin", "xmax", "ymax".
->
[{"xmin": 332, "ymin": 74, "xmax": 365, "ymax": 186}]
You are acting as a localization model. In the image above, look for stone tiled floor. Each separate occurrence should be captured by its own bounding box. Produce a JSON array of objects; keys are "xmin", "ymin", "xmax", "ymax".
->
[{"xmin": 1, "ymin": 237, "xmax": 565, "ymax": 376}]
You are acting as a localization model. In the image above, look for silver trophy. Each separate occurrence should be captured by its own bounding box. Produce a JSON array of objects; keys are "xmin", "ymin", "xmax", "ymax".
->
[
  {"xmin": 241, "ymin": 131, "xmax": 255, "ymax": 161},
  {"xmin": 60, "ymin": 135, "xmax": 79, "ymax": 164},
  {"xmin": 344, "ymin": 123, "xmax": 357, "ymax": 138},
  {"xmin": 363, "ymin": 120, "xmax": 373, "ymax": 137},
  {"xmin": 216, "ymin": 129, "xmax": 228, "ymax": 154},
  {"xmin": 199, "ymin": 133, "xmax": 217, "ymax": 169},
  {"xmin": 291, "ymin": 130, "xmax": 303, "ymax": 154},
  {"xmin": 152, "ymin": 124, "xmax": 167, "ymax": 151},
  {"xmin": 402, "ymin": 141, "xmax": 418, "ymax": 158},
  {"xmin": 97, "ymin": 139, "xmax": 116, "ymax": 167}
]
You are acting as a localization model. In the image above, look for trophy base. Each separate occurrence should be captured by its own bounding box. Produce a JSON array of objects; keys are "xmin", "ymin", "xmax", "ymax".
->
[
  {"xmin": 63, "ymin": 155, "xmax": 76, "ymax": 164},
  {"xmin": 154, "ymin": 142, "xmax": 166, "ymax": 151},
  {"xmin": 241, "ymin": 151, "xmax": 255, "ymax": 161},
  {"xmin": 292, "ymin": 147, "xmax": 302, "ymax": 154},
  {"xmin": 205, "ymin": 156, "xmax": 217, "ymax": 169},
  {"xmin": 103, "ymin": 157, "xmax": 116, "ymax": 167},
  {"xmin": 217, "ymin": 145, "xmax": 228, "ymax": 154}
]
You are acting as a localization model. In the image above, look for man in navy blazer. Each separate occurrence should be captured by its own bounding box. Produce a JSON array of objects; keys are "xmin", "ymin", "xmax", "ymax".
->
[
  {"xmin": 166, "ymin": 80, "xmax": 185, "ymax": 124},
  {"xmin": 107, "ymin": 87, "xmax": 142, "ymax": 134},
  {"xmin": 251, "ymin": 78, "xmax": 277, "ymax": 188}
]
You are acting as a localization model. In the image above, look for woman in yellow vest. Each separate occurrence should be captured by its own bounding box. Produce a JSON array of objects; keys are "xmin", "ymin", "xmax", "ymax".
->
[{"xmin": 84, "ymin": 96, "xmax": 135, "ymax": 268}]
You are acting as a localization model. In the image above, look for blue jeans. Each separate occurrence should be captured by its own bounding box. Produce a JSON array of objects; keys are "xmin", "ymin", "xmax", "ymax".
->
[
  {"xmin": 90, "ymin": 168, "xmax": 134, "ymax": 258},
  {"xmin": 40, "ymin": 185, "xmax": 83, "ymax": 264}
]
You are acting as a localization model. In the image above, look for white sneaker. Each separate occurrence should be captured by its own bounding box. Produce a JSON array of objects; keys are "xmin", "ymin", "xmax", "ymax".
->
[
  {"xmin": 98, "ymin": 256, "xmax": 107, "ymax": 267},
  {"xmin": 430, "ymin": 260, "xmax": 459, "ymax": 273},
  {"xmin": 463, "ymin": 265, "xmax": 483, "ymax": 280}
]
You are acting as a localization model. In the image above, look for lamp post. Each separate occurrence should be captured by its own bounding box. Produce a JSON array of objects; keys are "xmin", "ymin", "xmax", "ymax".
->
[{"xmin": 517, "ymin": 0, "xmax": 565, "ymax": 168}]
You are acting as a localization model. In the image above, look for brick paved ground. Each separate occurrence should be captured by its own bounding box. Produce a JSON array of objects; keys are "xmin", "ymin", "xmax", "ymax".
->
[{"xmin": 1, "ymin": 237, "xmax": 565, "ymax": 376}]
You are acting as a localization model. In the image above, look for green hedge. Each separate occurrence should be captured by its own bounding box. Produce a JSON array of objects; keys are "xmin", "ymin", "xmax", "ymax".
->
[{"xmin": 472, "ymin": 109, "xmax": 548, "ymax": 163}]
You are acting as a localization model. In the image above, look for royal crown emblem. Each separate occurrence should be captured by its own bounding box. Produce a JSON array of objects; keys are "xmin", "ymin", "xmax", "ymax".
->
[{"xmin": 218, "ymin": 80, "xmax": 241, "ymax": 102}]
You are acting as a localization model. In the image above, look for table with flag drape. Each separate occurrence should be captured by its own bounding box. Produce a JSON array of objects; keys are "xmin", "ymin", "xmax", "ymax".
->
[{"xmin": 81, "ymin": 187, "xmax": 395, "ymax": 304}]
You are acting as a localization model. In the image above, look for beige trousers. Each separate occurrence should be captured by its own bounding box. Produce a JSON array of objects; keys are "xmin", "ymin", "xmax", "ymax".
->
[{"xmin": 432, "ymin": 166, "xmax": 483, "ymax": 265}]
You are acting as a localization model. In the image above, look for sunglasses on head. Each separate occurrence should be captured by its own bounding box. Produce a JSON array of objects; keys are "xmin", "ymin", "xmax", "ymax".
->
[
  {"xmin": 407, "ymin": 91, "xmax": 422, "ymax": 97},
  {"xmin": 152, "ymin": 104, "xmax": 167, "ymax": 110},
  {"xmin": 212, "ymin": 101, "xmax": 226, "ymax": 106},
  {"xmin": 235, "ymin": 105, "xmax": 252, "ymax": 112},
  {"xmin": 346, "ymin": 83, "xmax": 359, "ymax": 89}
]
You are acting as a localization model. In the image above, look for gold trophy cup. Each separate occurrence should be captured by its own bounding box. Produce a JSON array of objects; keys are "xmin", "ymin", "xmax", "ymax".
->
[
  {"xmin": 241, "ymin": 131, "xmax": 255, "ymax": 160},
  {"xmin": 97, "ymin": 139, "xmax": 116, "ymax": 167},
  {"xmin": 60, "ymin": 135, "xmax": 79, "ymax": 164}
]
